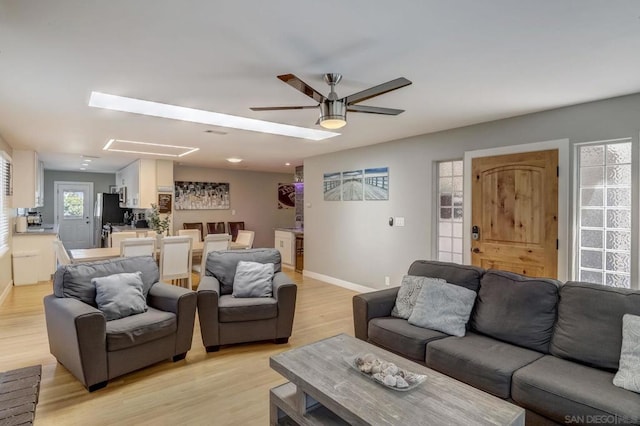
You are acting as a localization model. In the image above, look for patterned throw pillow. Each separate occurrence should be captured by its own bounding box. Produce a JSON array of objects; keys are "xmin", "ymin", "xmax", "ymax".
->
[
  {"xmin": 391, "ymin": 275, "xmax": 445, "ymax": 319},
  {"xmin": 613, "ymin": 314, "xmax": 640, "ymax": 393}
]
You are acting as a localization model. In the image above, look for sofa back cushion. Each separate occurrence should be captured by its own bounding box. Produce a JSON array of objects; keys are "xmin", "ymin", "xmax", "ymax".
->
[
  {"xmin": 206, "ymin": 248, "xmax": 281, "ymax": 295},
  {"xmin": 407, "ymin": 260, "xmax": 484, "ymax": 292},
  {"xmin": 550, "ymin": 281, "xmax": 640, "ymax": 371},
  {"xmin": 53, "ymin": 256, "xmax": 159, "ymax": 306},
  {"xmin": 471, "ymin": 270, "xmax": 560, "ymax": 353}
]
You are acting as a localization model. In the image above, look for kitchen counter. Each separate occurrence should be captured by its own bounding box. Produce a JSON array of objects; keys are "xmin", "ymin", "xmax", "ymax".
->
[
  {"xmin": 275, "ymin": 227, "xmax": 304, "ymax": 235},
  {"xmin": 13, "ymin": 224, "xmax": 59, "ymax": 236}
]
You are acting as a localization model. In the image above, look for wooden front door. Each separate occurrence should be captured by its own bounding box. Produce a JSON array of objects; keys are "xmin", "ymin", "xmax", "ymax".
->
[{"xmin": 471, "ymin": 149, "xmax": 558, "ymax": 278}]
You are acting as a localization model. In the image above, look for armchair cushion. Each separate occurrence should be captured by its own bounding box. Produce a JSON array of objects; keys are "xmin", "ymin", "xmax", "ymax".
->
[
  {"xmin": 205, "ymin": 248, "xmax": 281, "ymax": 295},
  {"xmin": 232, "ymin": 261, "xmax": 274, "ymax": 298},
  {"xmin": 106, "ymin": 307, "xmax": 176, "ymax": 351},
  {"xmin": 94, "ymin": 272, "xmax": 147, "ymax": 321},
  {"xmin": 218, "ymin": 295, "xmax": 277, "ymax": 322},
  {"xmin": 53, "ymin": 256, "xmax": 159, "ymax": 306}
]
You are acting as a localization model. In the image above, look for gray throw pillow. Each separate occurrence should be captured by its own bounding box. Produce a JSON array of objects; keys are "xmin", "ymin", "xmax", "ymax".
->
[
  {"xmin": 391, "ymin": 275, "xmax": 445, "ymax": 319},
  {"xmin": 232, "ymin": 261, "xmax": 274, "ymax": 298},
  {"xmin": 613, "ymin": 314, "xmax": 640, "ymax": 393},
  {"xmin": 407, "ymin": 280, "xmax": 477, "ymax": 337},
  {"xmin": 93, "ymin": 272, "xmax": 147, "ymax": 321}
]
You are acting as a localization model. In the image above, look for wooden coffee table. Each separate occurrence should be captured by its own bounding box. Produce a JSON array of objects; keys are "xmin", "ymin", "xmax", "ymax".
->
[{"xmin": 269, "ymin": 334, "xmax": 524, "ymax": 425}]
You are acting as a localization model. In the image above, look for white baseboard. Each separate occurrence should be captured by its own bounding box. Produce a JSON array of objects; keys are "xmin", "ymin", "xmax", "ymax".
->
[
  {"xmin": 0, "ymin": 280, "xmax": 13, "ymax": 307},
  {"xmin": 302, "ymin": 270, "xmax": 378, "ymax": 294}
]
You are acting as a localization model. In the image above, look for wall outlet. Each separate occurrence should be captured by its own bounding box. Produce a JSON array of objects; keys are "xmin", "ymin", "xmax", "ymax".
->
[
  {"xmin": 395, "ymin": 217, "xmax": 405, "ymax": 227},
  {"xmin": 231, "ymin": 209, "xmax": 236, "ymax": 216},
  {"xmin": 385, "ymin": 276, "xmax": 390, "ymax": 286}
]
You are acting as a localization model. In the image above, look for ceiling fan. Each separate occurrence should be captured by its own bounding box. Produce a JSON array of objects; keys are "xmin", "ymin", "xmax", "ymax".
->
[{"xmin": 250, "ymin": 73, "xmax": 412, "ymax": 130}]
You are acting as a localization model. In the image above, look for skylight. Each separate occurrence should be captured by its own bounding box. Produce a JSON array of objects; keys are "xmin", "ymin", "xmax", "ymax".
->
[
  {"xmin": 103, "ymin": 139, "xmax": 199, "ymax": 157},
  {"xmin": 89, "ymin": 92, "xmax": 340, "ymax": 141}
]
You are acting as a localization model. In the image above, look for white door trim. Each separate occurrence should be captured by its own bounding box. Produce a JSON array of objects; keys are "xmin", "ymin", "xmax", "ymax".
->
[{"xmin": 463, "ymin": 139, "xmax": 570, "ymax": 281}]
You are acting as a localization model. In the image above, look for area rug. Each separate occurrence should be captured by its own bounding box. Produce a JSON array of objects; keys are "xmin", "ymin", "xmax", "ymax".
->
[{"xmin": 0, "ymin": 365, "xmax": 42, "ymax": 425}]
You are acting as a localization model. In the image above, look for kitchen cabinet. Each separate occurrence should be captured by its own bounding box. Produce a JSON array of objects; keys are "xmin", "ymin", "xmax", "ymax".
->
[
  {"xmin": 116, "ymin": 159, "xmax": 158, "ymax": 209},
  {"xmin": 13, "ymin": 226, "xmax": 59, "ymax": 283},
  {"xmin": 275, "ymin": 230, "xmax": 295, "ymax": 267},
  {"xmin": 12, "ymin": 150, "xmax": 44, "ymax": 208}
]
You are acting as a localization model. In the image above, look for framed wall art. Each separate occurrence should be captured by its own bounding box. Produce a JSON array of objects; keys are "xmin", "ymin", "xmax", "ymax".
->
[{"xmin": 174, "ymin": 181, "xmax": 230, "ymax": 210}]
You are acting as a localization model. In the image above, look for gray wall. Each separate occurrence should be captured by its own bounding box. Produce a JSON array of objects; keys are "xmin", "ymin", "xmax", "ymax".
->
[
  {"xmin": 305, "ymin": 92, "xmax": 640, "ymax": 289},
  {"xmin": 173, "ymin": 166, "xmax": 295, "ymax": 248},
  {"xmin": 42, "ymin": 171, "xmax": 116, "ymax": 224}
]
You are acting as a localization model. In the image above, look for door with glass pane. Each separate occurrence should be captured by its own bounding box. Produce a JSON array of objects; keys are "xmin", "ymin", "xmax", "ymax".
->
[
  {"xmin": 471, "ymin": 150, "xmax": 558, "ymax": 278},
  {"xmin": 54, "ymin": 182, "xmax": 94, "ymax": 249}
]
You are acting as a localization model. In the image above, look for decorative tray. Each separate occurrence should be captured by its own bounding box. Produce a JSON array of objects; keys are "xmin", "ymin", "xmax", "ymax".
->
[{"xmin": 345, "ymin": 353, "xmax": 427, "ymax": 391}]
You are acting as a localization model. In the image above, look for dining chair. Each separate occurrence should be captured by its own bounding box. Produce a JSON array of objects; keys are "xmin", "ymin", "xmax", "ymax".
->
[
  {"xmin": 227, "ymin": 221, "xmax": 245, "ymax": 242},
  {"xmin": 52, "ymin": 239, "xmax": 71, "ymax": 266},
  {"xmin": 206, "ymin": 222, "xmax": 226, "ymax": 235},
  {"xmin": 235, "ymin": 230, "xmax": 255, "ymax": 249},
  {"xmin": 120, "ymin": 237, "xmax": 156, "ymax": 258},
  {"xmin": 110, "ymin": 231, "xmax": 137, "ymax": 249},
  {"xmin": 193, "ymin": 234, "xmax": 231, "ymax": 276},
  {"xmin": 183, "ymin": 222, "xmax": 204, "ymax": 242},
  {"xmin": 159, "ymin": 236, "xmax": 193, "ymax": 289}
]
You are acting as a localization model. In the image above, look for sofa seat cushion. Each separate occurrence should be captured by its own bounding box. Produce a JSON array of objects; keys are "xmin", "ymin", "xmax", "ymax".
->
[
  {"xmin": 368, "ymin": 317, "xmax": 448, "ymax": 362},
  {"xmin": 218, "ymin": 295, "xmax": 277, "ymax": 323},
  {"xmin": 426, "ymin": 332, "xmax": 543, "ymax": 399},
  {"xmin": 106, "ymin": 307, "xmax": 176, "ymax": 351},
  {"xmin": 512, "ymin": 355, "xmax": 640, "ymax": 425}
]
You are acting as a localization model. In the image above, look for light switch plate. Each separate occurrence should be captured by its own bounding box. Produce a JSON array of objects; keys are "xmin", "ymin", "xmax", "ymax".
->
[{"xmin": 395, "ymin": 217, "xmax": 405, "ymax": 227}]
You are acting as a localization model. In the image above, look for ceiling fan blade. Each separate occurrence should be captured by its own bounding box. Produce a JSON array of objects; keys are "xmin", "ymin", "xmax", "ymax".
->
[
  {"xmin": 250, "ymin": 105, "xmax": 318, "ymax": 111},
  {"xmin": 347, "ymin": 105, "xmax": 405, "ymax": 115},
  {"xmin": 345, "ymin": 77, "xmax": 412, "ymax": 105},
  {"xmin": 278, "ymin": 74, "xmax": 326, "ymax": 104}
]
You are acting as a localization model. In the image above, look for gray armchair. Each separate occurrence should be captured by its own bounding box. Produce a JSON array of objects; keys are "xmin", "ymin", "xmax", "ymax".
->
[
  {"xmin": 197, "ymin": 248, "xmax": 297, "ymax": 352},
  {"xmin": 44, "ymin": 256, "xmax": 197, "ymax": 392}
]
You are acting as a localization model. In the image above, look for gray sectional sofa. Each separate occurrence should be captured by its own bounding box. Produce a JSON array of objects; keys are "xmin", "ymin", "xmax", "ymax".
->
[{"xmin": 353, "ymin": 260, "xmax": 640, "ymax": 425}]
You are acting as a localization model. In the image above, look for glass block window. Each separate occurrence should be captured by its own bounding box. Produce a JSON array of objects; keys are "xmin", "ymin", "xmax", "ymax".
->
[
  {"xmin": 437, "ymin": 160, "xmax": 463, "ymax": 263},
  {"xmin": 577, "ymin": 140, "xmax": 632, "ymax": 288},
  {"xmin": 63, "ymin": 191, "xmax": 84, "ymax": 218}
]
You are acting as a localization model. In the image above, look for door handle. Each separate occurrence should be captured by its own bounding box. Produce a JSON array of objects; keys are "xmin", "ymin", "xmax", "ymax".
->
[{"xmin": 472, "ymin": 247, "xmax": 481, "ymax": 254}]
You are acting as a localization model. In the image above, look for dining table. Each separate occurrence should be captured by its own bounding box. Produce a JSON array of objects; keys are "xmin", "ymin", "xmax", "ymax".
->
[{"xmin": 69, "ymin": 240, "xmax": 249, "ymax": 264}]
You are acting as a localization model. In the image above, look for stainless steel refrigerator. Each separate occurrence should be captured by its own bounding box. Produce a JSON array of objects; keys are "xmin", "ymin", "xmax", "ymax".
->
[{"xmin": 94, "ymin": 193, "xmax": 129, "ymax": 247}]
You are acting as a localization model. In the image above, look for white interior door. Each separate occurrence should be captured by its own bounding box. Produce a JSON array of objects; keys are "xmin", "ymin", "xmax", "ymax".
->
[{"xmin": 54, "ymin": 182, "xmax": 94, "ymax": 249}]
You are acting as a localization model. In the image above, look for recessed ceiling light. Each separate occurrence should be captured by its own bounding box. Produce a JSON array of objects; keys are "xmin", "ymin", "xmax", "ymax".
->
[
  {"xmin": 285, "ymin": 163, "xmax": 291, "ymax": 166},
  {"xmin": 103, "ymin": 139, "xmax": 199, "ymax": 157},
  {"xmin": 89, "ymin": 92, "xmax": 340, "ymax": 141},
  {"xmin": 226, "ymin": 158, "xmax": 243, "ymax": 163},
  {"xmin": 80, "ymin": 167, "xmax": 86, "ymax": 171},
  {"xmin": 83, "ymin": 159, "xmax": 92, "ymax": 162}
]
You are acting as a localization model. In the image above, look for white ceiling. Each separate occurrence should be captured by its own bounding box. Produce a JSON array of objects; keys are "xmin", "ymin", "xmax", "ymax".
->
[{"xmin": 1, "ymin": 1, "xmax": 640, "ymax": 174}]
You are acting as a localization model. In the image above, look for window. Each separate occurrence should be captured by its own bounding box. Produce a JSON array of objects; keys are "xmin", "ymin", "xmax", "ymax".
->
[
  {"xmin": 0, "ymin": 151, "xmax": 11, "ymax": 256},
  {"xmin": 63, "ymin": 191, "xmax": 84, "ymax": 218},
  {"xmin": 576, "ymin": 140, "xmax": 632, "ymax": 288},
  {"xmin": 437, "ymin": 160, "xmax": 463, "ymax": 263}
]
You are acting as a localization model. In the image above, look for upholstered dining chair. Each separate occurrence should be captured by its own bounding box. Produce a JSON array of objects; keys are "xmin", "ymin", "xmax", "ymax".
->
[
  {"xmin": 206, "ymin": 222, "xmax": 226, "ymax": 235},
  {"xmin": 178, "ymin": 229, "xmax": 201, "ymax": 243},
  {"xmin": 192, "ymin": 234, "xmax": 231, "ymax": 277},
  {"xmin": 227, "ymin": 221, "xmax": 245, "ymax": 242},
  {"xmin": 183, "ymin": 222, "xmax": 204, "ymax": 242},
  {"xmin": 120, "ymin": 237, "xmax": 156, "ymax": 258},
  {"xmin": 235, "ymin": 230, "xmax": 255, "ymax": 249},
  {"xmin": 159, "ymin": 236, "xmax": 193, "ymax": 290},
  {"xmin": 110, "ymin": 231, "xmax": 137, "ymax": 249},
  {"xmin": 53, "ymin": 239, "xmax": 71, "ymax": 266}
]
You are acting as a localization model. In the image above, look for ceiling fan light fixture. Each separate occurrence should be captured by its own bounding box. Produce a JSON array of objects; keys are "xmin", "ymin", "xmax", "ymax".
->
[{"xmin": 319, "ymin": 100, "xmax": 347, "ymax": 129}]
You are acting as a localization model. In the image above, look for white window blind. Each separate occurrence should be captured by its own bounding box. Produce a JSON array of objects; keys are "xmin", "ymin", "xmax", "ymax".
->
[
  {"xmin": 576, "ymin": 140, "xmax": 632, "ymax": 288},
  {"xmin": 436, "ymin": 160, "xmax": 464, "ymax": 263},
  {"xmin": 0, "ymin": 151, "xmax": 12, "ymax": 255}
]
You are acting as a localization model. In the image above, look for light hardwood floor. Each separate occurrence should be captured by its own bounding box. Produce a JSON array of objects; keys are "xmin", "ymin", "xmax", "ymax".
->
[{"xmin": 0, "ymin": 271, "xmax": 358, "ymax": 425}]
